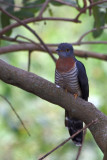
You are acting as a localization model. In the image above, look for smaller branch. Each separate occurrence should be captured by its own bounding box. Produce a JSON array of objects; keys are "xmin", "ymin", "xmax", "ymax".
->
[
  {"xmin": 0, "ymin": 94, "xmax": 30, "ymax": 136},
  {"xmin": 0, "ymin": 17, "xmax": 80, "ymax": 37},
  {"xmin": 0, "ymin": 35, "xmax": 43, "ymax": 52},
  {"xmin": 88, "ymin": 0, "xmax": 93, "ymax": 16},
  {"xmin": 38, "ymin": 0, "xmax": 50, "ymax": 18},
  {"xmin": 46, "ymin": 26, "xmax": 107, "ymax": 46},
  {"xmin": 75, "ymin": 26, "xmax": 107, "ymax": 45},
  {"xmin": 83, "ymin": 0, "xmax": 87, "ymax": 7},
  {"xmin": 14, "ymin": 35, "xmax": 39, "ymax": 46},
  {"xmin": 0, "ymin": 35, "xmax": 27, "ymax": 43},
  {"xmin": 83, "ymin": 0, "xmax": 87, "ymax": 13},
  {"xmin": 75, "ymin": 49, "xmax": 107, "ymax": 61},
  {"xmin": 75, "ymin": 125, "xmax": 87, "ymax": 160},
  {"xmin": 1, "ymin": 43, "xmax": 107, "ymax": 61},
  {"xmin": 1, "ymin": 35, "xmax": 107, "ymax": 46},
  {"xmin": 38, "ymin": 119, "xmax": 97, "ymax": 160},
  {"xmin": 73, "ymin": 41, "xmax": 107, "ymax": 45},
  {"xmin": 75, "ymin": 0, "xmax": 107, "ymax": 20},
  {"xmin": 28, "ymin": 50, "xmax": 32, "ymax": 72}
]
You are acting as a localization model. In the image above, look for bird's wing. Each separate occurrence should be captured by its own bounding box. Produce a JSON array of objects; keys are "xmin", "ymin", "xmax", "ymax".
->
[{"xmin": 76, "ymin": 60, "xmax": 89, "ymax": 101}]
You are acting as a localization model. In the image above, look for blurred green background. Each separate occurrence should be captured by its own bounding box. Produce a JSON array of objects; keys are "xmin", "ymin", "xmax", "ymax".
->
[{"xmin": 0, "ymin": 1, "xmax": 107, "ymax": 160}]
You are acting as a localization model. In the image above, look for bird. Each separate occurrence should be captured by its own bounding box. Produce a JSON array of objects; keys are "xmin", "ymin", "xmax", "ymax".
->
[{"xmin": 55, "ymin": 43, "xmax": 89, "ymax": 146}]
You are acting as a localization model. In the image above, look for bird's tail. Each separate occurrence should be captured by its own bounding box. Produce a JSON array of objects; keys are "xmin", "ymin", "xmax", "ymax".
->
[{"xmin": 65, "ymin": 110, "xmax": 83, "ymax": 146}]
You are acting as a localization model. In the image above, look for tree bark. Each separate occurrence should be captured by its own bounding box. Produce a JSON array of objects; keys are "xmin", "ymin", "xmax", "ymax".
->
[
  {"xmin": 0, "ymin": 43, "xmax": 107, "ymax": 61},
  {"xmin": 103, "ymin": 143, "xmax": 107, "ymax": 160},
  {"xmin": 0, "ymin": 59, "xmax": 107, "ymax": 153}
]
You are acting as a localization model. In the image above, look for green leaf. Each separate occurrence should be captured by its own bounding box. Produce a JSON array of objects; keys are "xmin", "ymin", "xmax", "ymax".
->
[
  {"xmin": 22, "ymin": 0, "xmax": 27, "ymax": 4},
  {"xmin": 11, "ymin": 9, "xmax": 34, "ymax": 19},
  {"xmin": 48, "ymin": 8, "xmax": 53, "ymax": 17},
  {"xmin": 22, "ymin": 0, "xmax": 45, "ymax": 15},
  {"xmin": 24, "ymin": 0, "xmax": 45, "ymax": 6},
  {"xmin": 92, "ymin": 6, "xmax": 106, "ymax": 38},
  {"xmin": 1, "ymin": 13, "xmax": 12, "ymax": 36},
  {"xmin": 50, "ymin": 1, "xmax": 63, "ymax": 6},
  {"xmin": 106, "ymin": 9, "xmax": 107, "ymax": 23},
  {"xmin": 7, "ymin": 0, "xmax": 15, "ymax": 12}
]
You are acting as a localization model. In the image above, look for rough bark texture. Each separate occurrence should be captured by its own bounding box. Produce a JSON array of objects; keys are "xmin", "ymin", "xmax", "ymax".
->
[
  {"xmin": 0, "ymin": 59, "xmax": 107, "ymax": 153},
  {"xmin": 103, "ymin": 143, "xmax": 107, "ymax": 160}
]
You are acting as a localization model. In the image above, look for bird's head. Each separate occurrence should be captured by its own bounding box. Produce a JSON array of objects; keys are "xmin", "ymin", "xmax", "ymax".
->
[{"xmin": 56, "ymin": 43, "xmax": 74, "ymax": 58}]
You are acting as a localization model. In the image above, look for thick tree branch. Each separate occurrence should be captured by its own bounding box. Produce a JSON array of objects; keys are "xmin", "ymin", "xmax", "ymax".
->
[
  {"xmin": 0, "ymin": 43, "xmax": 107, "ymax": 61},
  {"xmin": 103, "ymin": 143, "xmax": 107, "ymax": 160},
  {"xmin": 0, "ymin": 59, "xmax": 107, "ymax": 153}
]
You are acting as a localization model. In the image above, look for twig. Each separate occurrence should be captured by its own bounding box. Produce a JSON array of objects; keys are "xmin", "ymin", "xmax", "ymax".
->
[
  {"xmin": 28, "ymin": 50, "xmax": 32, "ymax": 72},
  {"xmin": 38, "ymin": 119, "xmax": 98, "ymax": 160},
  {"xmin": 15, "ymin": 35, "xmax": 36, "ymax": 45},
  {"xmin": 1, "ymin": 35, "xmax": 107, "ymax": 46},
  {"xmin": 88, "ymin": 0, "xmax": 93, "ymax": 16},
  {"xmin": 1, "ymin": 24, "xmax": 107, "ymax": 47},
  {"xmin": 0, "ymin": 17, "xmax": 80, "ymax": 36},
  {"xmin": 0, "ymin": 94, "xmax": 30, "ymax": 136},
  {"xmin": 0, "ymin": 7, "xmax": 56, "ymax": 62},
  {"xmin": 1, "ymin": 35, "xmax": 42, "ymax": 50},
  {"xmin": 38, "ymin": 0, "xmax": 50, "ymax": 18},
  {"xmin": 0, "ymin": 43, "xmax": 107, "ymax": 61},
  {"xmin": 75, "ymin": 26, "xmax": 107, "ymax": 44},
  {"xmin": 75, "ymin": 0, "xmax": 107, "ymax": 20},
  {"xmin": 75, "ymin": 125, "xmax": 87, "ymax": 160},
  {"xmin": 0, "ymin": 35, "xmax": 27, "ymax": 44},
  {"xmin": 83, "ymin": 0, "xmax": 87, "ymax": 12},
  {"xmin": 75, "ymin": 49, "xmax": 107, "ymax": 61}
]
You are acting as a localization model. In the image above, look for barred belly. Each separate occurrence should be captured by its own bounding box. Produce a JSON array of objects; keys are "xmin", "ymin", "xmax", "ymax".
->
[{"xmin": 55, "ymin": 63, "xmax": 81, "ymax": 97}]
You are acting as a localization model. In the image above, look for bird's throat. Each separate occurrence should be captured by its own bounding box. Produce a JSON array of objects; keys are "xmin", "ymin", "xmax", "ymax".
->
[{"xmin": 56, "ymin": 57, "xmax": 75, "ymax": 73}]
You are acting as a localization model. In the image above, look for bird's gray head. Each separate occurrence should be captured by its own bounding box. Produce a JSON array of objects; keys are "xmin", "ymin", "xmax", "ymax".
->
[{"xmin": 56, "ymin": 43, "xmax": 74, "ymax": 58}]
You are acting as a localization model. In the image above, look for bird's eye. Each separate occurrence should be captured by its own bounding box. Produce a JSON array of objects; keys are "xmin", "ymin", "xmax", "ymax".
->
[{"xmin": 66, "ymin": 49, "xmax": 70, "ymax": 52}]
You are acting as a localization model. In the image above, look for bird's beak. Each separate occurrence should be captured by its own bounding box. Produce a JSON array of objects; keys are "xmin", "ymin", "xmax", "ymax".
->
[{"xmin": 56, "ymin": 49, "xmax": 59, "ymax": 52}]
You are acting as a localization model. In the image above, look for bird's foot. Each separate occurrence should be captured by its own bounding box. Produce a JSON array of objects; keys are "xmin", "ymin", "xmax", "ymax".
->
[{"xmin": 74, "ymin": 93, "xmax": 78, "ymax": 99}]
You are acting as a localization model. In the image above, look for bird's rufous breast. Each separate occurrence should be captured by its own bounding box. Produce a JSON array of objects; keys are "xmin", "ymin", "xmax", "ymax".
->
[{"xmin": 56, "ymin": 57, "xmax": 75, "ymax": 73}]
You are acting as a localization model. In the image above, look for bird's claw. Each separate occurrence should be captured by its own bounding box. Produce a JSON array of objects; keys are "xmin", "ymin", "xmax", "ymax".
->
[{"xmin": 74, "ymin": 93, "xmax": 78, "ymax": 99}]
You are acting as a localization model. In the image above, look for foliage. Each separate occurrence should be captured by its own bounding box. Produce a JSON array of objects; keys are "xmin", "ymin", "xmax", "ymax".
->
[{"xmin": 0, "ymin": 0, "xmax": 107, "ymax": 37}]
